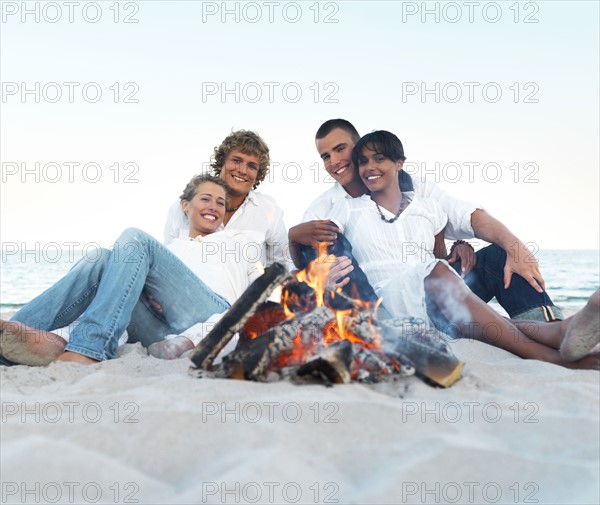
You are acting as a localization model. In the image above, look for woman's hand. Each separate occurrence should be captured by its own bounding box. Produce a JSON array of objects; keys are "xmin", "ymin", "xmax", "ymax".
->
[
  {"xmin": 325, "ymin": 255, "xmax": 353, "ymax": 290},
  {"xmin": 447, "ymin": 241, "xmax": 476, "ymax": 277}
]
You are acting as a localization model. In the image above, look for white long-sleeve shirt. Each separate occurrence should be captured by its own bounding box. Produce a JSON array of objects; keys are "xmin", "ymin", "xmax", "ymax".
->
[
  {"xmin": 329, "ymin": 194, "xmax": 452, "ymax": 323},
  {"xmin": 167, "ymin": 229, "xmax": 264, "ymax": 306}
]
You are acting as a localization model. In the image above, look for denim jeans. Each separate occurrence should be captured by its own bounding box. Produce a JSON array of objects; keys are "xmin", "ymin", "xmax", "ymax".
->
[
  {"xmin": 460, "ymin": 244, "xmax": 561, "ymax": 320},
  {"xmin": 10, "ymin": 228, "xmax": 230, "ymax": 361}
]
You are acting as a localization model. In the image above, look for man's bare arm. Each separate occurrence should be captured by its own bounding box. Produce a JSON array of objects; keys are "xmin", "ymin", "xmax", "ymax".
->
[{"xmin": 471, "ymin": 209, "xmax": 545, "ymax": 292}]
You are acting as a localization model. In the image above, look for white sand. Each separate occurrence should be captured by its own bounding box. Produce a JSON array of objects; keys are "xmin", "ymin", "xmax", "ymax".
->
[{"xmin": 1, "ymin": 334, "xmax": 599, "ymax": 505}]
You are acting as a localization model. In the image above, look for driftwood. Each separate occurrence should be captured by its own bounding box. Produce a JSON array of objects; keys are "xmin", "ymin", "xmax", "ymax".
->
[
  {"xmin": 223, "ymin": 306, "xmax": 335, "ymax": 381},
  {"xmin": 189, "ymin": 263, "xmax": 290, "ymax": 370},
  {"xmin": 378, "ymin": 319, "xmax": 464, "ymax": 388}
]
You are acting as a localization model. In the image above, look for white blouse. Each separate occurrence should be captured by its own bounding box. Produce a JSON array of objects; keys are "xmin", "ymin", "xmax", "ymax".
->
[
  {"xmin": 302, "ymin": 176, "xmax": 479, "ymax": 240},
  {"xmin": 329, "ymin": 193, "xmax": 450, "ymax": 322}
]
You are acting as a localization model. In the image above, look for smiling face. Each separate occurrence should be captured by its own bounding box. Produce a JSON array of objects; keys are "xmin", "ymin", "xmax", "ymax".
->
[
  {"xmin": 181, "ymin": 181, "xmax": 227, "ymax": 237},
  {"xmin": 218, "ymin": 148, "xmax": 260, "ymax": 197},
  {"xmin": 315, "ymin": 128, "xmax": 358, "ymax": 187},
  {"xmin": 356, "ymin": 145, "xmax": 404, "ymax": 195}
]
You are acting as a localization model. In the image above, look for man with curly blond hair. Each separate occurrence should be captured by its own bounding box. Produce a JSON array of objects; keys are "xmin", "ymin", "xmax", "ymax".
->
[{"xmin": 209, "ymin": 130, "xmax": 270, "ymax": 190}]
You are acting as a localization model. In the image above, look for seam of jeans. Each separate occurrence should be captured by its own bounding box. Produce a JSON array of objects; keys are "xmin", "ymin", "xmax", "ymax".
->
[
  {"xmin": 63, "ymin": 344, "xmax": 105, "ymax": 361},
  {"xmin": 103, "ymin": 238, "xmax": 147, "ymax": 355},
  {"xmin": 511, "ymin": 304, "xmax": 563, "ymax": 320},
  {"xmin": 53, "ymin": 282, "xmax": 100, "ymax": 329}
]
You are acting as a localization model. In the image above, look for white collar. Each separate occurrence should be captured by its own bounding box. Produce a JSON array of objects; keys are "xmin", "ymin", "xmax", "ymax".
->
[{"xmin": 244, "ymin": 190, "xmax": 260, "ymax": 206}]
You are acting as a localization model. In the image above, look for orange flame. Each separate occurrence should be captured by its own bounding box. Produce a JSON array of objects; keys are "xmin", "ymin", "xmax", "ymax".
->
[{"xmin": 277, "ymin": 244, "xmax": 393, "ymax": 376}]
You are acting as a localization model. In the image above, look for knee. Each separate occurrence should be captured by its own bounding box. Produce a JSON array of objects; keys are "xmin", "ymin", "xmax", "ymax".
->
[
  {"xmin": 116, "ymin": 227, "xmax": 155, "ymax": 250},
  {"xmin": 426, "ymin": 262, "xmax": 450, "ymax": 282},
  {"xmin": 331, "ymin": 233, "xmax": 354, "ymax": 258},
  {"xmin": 477, "ymin": 244, "xmax": 506, "ymax": 265},
  {"xmin": 76, "ymin": 247, "xmax": 111, "ymax": 273},
  {"xmin": 119, "ymin": 227, "xmax": 148, "ymax": 243},
  {"xmin": 425, "ymin": 262, "xmax": 462, "ymax": 295}
]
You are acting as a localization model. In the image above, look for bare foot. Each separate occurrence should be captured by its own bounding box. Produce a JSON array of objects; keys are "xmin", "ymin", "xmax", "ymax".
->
[
  {"xmin": 0, "ymin": 320, "xmax": 66, "ymax": 366},
  {"xmin": 560, "ymin": 290, "xmax": 600, "ymax": 362},
  {"xmin": 148, "ymin": 336, "xmax": 194, "ymax": 360},
  {"xmin": 55, "ymin": 351, "xmax": 99, "ymax": 365},
  {"xmin": 557, "ymin": 353, "xmax": 600, "ymax": 371}
]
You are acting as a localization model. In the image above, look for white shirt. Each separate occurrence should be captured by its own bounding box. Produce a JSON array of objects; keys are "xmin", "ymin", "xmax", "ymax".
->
[
  {"xmin": 301, "ymin": 183, "xmax": 351, "ymax": 222},
  {"xmin": 329, "ymin": 194, "xmax": 450, "ymax": 323},
  {"xmin": 330, "ymin": 193, "xmax": 447, "ymax": 292},
  {"xmin": 164, "ymin": 190, "xmax": 290, "ymax": 268},
  {"xmin": 164, "ymin": 229, "xmax": 265, "ymax": 348},
  {"xmin": 302, "ymin": 176, "xmax": 480, "ymax": 240},
  {"xmin": 167, "ymin": 229, "xmax": 264, "ymax": 305}
]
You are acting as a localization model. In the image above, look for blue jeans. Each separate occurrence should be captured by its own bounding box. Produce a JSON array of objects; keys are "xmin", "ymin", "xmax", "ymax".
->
[
  {"xmin": 460, "ymin": 244, "xmax": 560, "ymax": 319},
  {"xmin": 10, "ymin": 228, "xmax": 230, "ymax": 361}
]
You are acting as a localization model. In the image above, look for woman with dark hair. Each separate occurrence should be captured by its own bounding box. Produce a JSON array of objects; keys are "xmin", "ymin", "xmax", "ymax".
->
[
  {"xmin": 327, "ymin": 130, "xmax": 599, "ymax": 369},
  {"xmin": 0, "ymin": 175, "xmax": 263, "ymax": 366}
]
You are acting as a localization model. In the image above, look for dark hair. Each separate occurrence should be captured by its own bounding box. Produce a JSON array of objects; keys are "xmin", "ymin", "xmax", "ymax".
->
[
  {"xmin": 209, "ymin": 130, "xmax": 270, "ymax": 190},
  {"xmin": 180, "ymin": 174, "xmax": 229, "ymax": 203},
  {"xmin": 315, "ymin": 119, "xmax": 360, "ymax": 144},
  {"xmin": 351, "ymin": 130, "xmax": 407, "ymax": 168}
]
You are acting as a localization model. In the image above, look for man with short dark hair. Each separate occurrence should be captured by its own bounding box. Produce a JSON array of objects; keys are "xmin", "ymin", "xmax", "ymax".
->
[{"xmin": 288, "ymin": 119, "xmax": 562, "ymax": 322}]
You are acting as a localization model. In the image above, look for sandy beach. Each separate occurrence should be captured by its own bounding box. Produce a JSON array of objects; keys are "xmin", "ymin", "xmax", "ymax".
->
[{"xmin": 1, "ymin": 322, "xmax": 599, "ymax": 505}]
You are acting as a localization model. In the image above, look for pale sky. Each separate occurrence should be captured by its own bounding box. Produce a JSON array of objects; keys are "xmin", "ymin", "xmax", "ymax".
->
[{"xmin": 1, "ymin": 0, "xmax": 599, "ymax": 250}]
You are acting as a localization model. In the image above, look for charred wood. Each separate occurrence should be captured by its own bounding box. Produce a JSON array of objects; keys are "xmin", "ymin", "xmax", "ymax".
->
[
  {"xmin": 378, "ymin": 318, "xmax": 464, "ymax": 387},
  {"xmin": 223, "ymin": 306, "xmax": 335, "ymax": 381},
  {"xmin": 239, "ymin": 301, "xmax": 287, "ymax": 344},
  {"xmin": 297, "ymin": 339, "xmax": 352, "ymax": 384},
  {"xmin": 189, "ymin": 263, "xmax": 290, "ymax": 370}
]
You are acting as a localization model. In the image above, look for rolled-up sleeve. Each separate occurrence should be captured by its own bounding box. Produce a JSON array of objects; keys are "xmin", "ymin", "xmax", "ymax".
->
[{"xmin": 328, "ymin": 198, "xmax": 350, "ymax": 233}]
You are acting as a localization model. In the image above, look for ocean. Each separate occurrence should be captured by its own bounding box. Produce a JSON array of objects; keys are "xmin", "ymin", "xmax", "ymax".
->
[{"xmin": 1, "ymin": 248, "xmax": 599, "ymax": 315}]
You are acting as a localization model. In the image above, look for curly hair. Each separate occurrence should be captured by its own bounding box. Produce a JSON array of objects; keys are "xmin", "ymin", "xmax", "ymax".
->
[
  {"xmin": 209, "ymin": 130, "xmax": 270, "ymax": 190},
  {"xmin": 180, "ymin": 174, "xmax": 230, "ymax": 203}
]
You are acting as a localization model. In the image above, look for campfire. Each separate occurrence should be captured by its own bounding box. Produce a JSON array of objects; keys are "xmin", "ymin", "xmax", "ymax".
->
[{"xmin": 189, "ymin": 250, "xmax": 464, "ymax": 388}]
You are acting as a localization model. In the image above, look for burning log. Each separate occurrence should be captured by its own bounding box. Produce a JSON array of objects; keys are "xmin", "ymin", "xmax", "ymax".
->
[
  {"xmin": 189, "ymin": 255, "xmax": 464, "ymax": 388},
  {"xmin": 223, "ymin": 306, "xmax": 335, "ymax": 381},
  {"xmin": 282, "ymin": 281, "xmax": 317, "ymax": 315},
  {"xmin": 239, "ymin": 301, "xmax": 287, "ymax": 343},
  {"xmin": 297, "ymin": 340, "xmax": 352, "ymax": 384},
  {"xmin": 379, "ymin": 319, "xmax": 464, "ymax": 388},
  {"xmin": 189, "ymin": 263, "xmax": 290, "ymax": 370}
]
